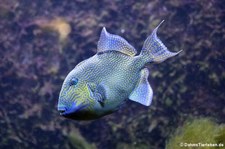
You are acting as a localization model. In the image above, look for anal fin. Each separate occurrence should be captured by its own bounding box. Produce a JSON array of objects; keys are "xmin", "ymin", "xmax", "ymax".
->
[{"xmin": 129, "ymin": 68, "xmax": 153, "ymax": 106}]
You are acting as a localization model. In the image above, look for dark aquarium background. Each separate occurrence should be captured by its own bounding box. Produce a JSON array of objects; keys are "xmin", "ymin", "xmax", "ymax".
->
[{"xmin": 1, "ymin": 0, "xmax": 225, "ymax": 149}]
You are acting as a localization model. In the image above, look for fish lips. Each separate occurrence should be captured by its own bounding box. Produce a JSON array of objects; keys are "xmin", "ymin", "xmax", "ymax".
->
[{"xmin": 58, "ymin": 102, "xmax": 88, "ymax": 116}]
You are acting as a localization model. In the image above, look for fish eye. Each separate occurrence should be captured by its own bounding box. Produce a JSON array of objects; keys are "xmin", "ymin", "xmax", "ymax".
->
[{"xmin": 70, "ymin": 78, "xmax": 78, "ymax": 86}]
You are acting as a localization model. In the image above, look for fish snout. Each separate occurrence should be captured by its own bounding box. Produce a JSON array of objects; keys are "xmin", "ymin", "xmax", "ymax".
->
[
  {"xmin": 57, "ymin": 106, "xmax": 67, "ymax": 115},
  {"xmin": 58, "ymin": 102, "xmax": 88, "ymax": 116}
]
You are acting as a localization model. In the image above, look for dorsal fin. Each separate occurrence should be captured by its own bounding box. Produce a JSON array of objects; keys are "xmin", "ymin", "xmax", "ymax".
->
[{"xmin": 97, "ymin": 27, "xmax": 137, "ymax": 56}]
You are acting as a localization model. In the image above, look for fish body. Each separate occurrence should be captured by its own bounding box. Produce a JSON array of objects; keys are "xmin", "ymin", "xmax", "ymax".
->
[{"xmin": 58, "ymin": 21, "xmax": 181, "ymax": 120}]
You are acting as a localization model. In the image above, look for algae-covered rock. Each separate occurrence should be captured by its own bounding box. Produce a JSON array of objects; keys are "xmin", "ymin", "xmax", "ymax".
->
[
  {"xmin": 68, "ymin": 129, "xmax": 97, "ymax": 149},
  {"xmin": 166, "ymin": 118, "xmax": 225, "ymax": 149},
  {"xmin": 35, "ymin": 17, "xmax": 71, "ymax": 43},
  {"xmin": 215, "ymin": 127, "xmax": 225, "ymax": 145},
  {"xmin": 116, "ymin": 142, "xmax": 149, "ymax": 149}
]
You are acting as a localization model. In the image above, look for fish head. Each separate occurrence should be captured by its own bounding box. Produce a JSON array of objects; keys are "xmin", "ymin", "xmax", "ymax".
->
[{"xmin": 57, "ymin": 71, "xmax": 97, "ymax": 119}]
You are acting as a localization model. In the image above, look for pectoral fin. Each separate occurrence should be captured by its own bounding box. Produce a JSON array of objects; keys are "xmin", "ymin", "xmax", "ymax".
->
[
  {"xmin": 129, "ymin": 68, "xmax": 153, "ymax": 106},
  {"xmin": 87, "ymin": 82, "xmax": 107, "ymax": 107}
]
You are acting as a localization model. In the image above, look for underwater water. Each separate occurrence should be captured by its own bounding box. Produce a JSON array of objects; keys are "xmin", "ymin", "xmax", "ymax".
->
[{"xmin": 0, "ymin": 0, "xmax": 225, "ymax": 149}]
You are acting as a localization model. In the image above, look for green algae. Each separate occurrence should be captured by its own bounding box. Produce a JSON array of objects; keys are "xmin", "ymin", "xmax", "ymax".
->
[
  {"xmin": 166, "ymin": 118, "xmax": 225, "ymax": 149},
  {"xmin": 68, "ymin": 129, "xmax": 96, "ymax": 149}
]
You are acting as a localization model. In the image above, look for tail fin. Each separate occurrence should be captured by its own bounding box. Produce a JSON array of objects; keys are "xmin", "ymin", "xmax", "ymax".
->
[{"xmin": 140, "ymin": 20, "xmax": 182, "ymax": 63}]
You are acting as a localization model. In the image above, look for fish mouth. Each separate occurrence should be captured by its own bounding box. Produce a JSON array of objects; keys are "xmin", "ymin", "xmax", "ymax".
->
[
  {"xmin": 58, "ymin": 102, "xmax": 88, "ymax": 116},
  {"xmin": 59, "ymin": 111, "xmax": 65, "ymax": 115},
  {"xmin": 58, "ymin": 107, "xmax": 66, "ymax": 115}
]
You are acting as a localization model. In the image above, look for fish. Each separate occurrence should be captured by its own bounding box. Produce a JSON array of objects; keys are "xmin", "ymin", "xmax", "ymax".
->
[{"xmin": 57, "ymin": 21, "xmax": 182, "ymax": 120}]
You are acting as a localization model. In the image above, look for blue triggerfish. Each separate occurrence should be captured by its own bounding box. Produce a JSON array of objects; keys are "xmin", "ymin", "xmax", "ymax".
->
[{"xmin": 57, "ymin": 21, "xmax": 181, "ymax": 120}]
